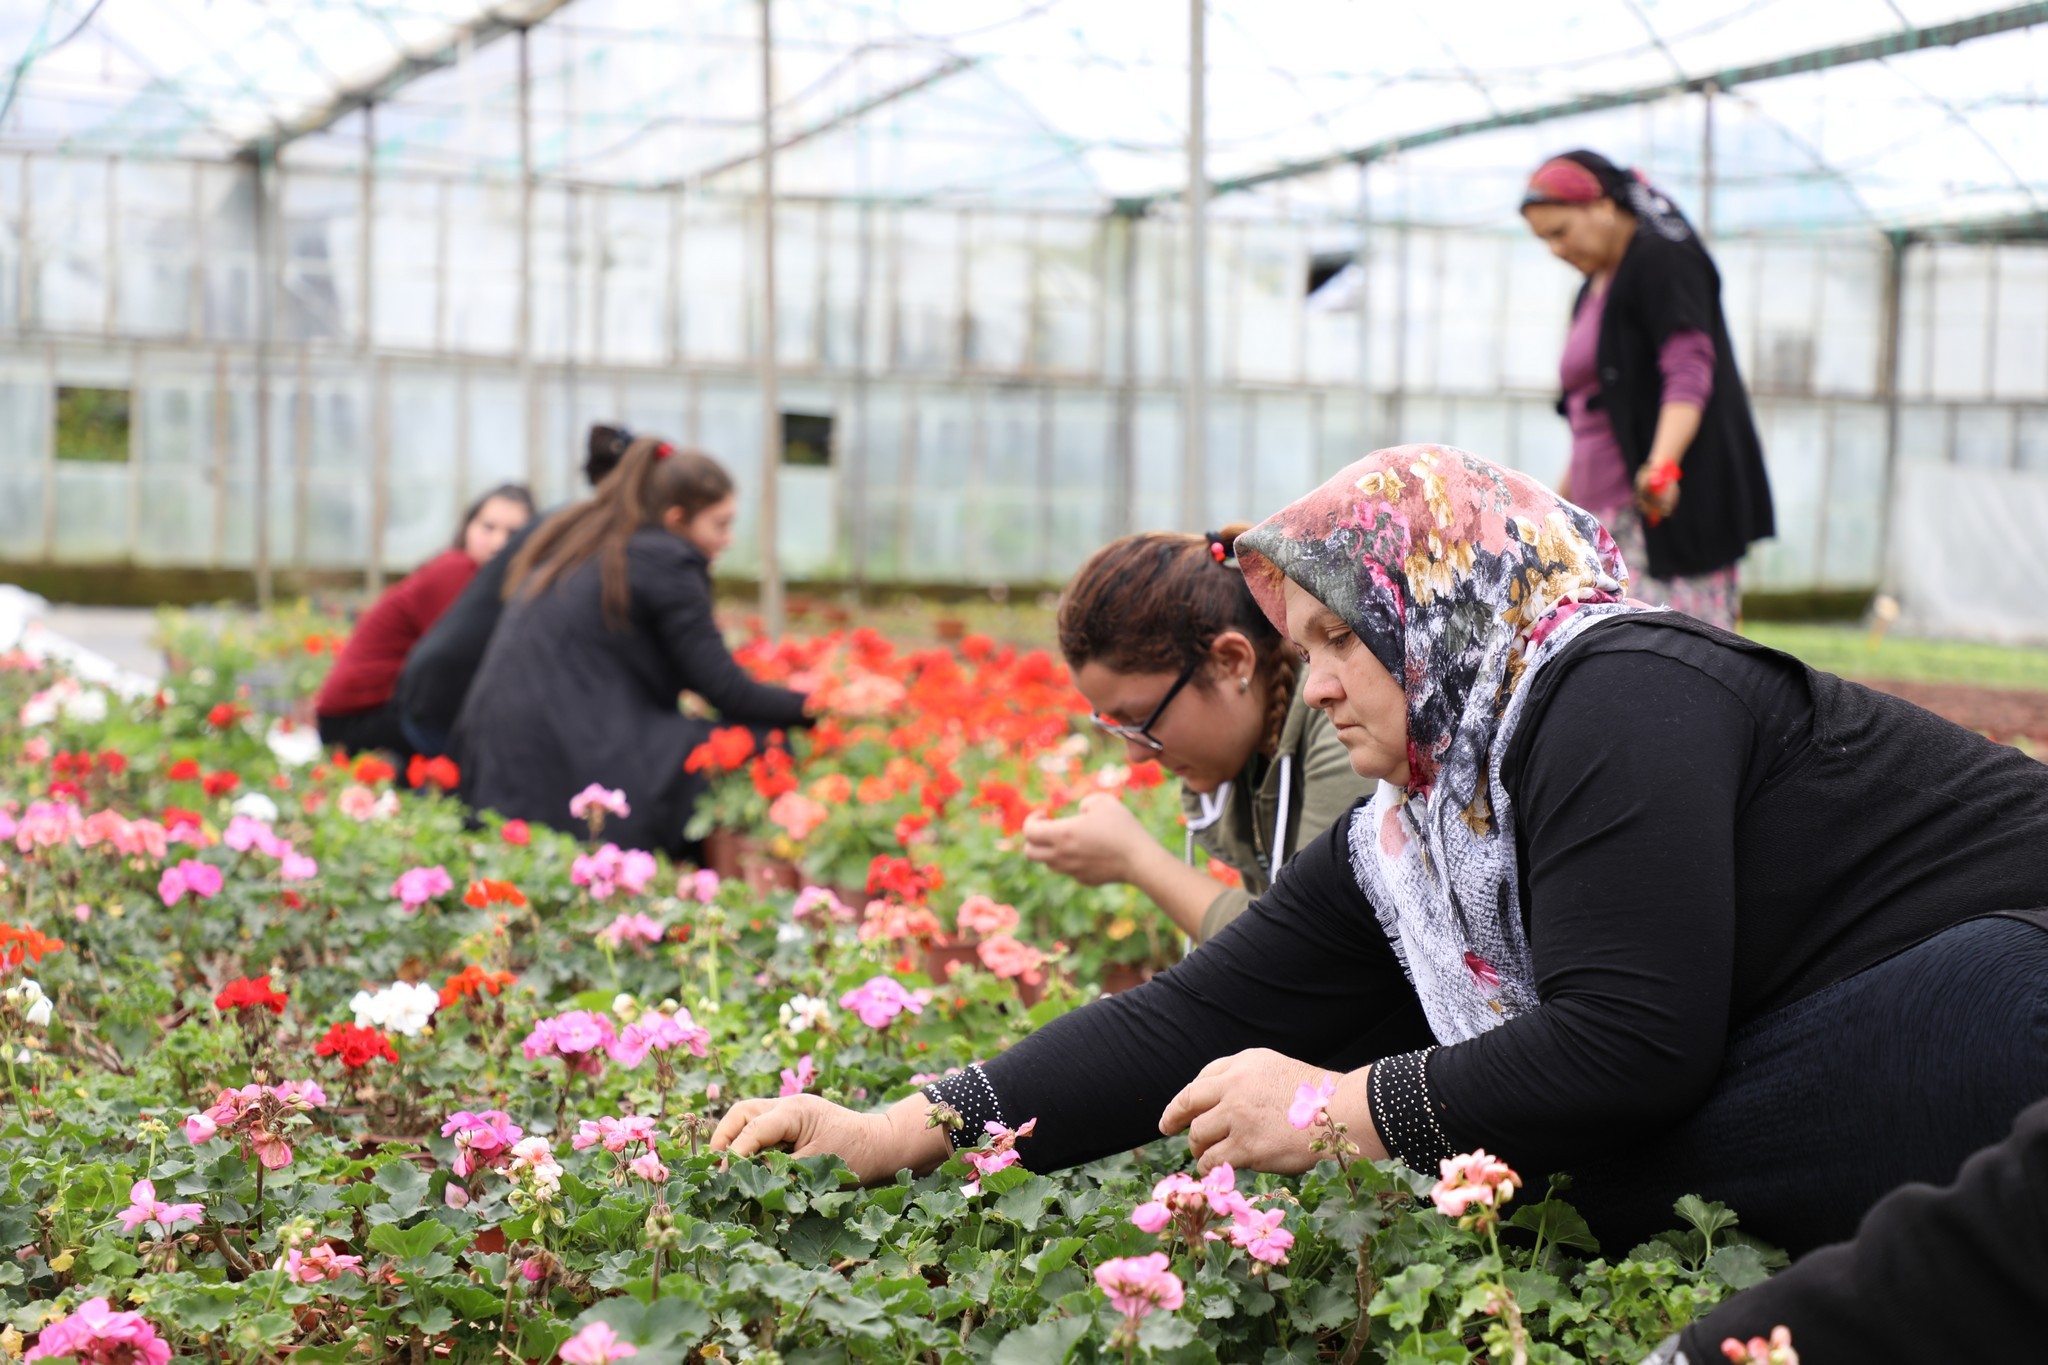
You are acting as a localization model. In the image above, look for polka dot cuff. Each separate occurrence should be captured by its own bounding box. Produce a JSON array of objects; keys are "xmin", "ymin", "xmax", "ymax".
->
[
  {"xmin": 1367, "ymin": 1046, "xmax": 1458, "ymax": 1173},
  {"xmin": 920, "ymin": 1064, "xmax": 1006, "ymax": 1152}
]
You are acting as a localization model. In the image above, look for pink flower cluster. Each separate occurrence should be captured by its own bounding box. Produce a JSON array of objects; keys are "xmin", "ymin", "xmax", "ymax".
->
[
  {"xmin": 224, "ymin": 815, "xmax": 318, "ymax": 881},
  {"xmin": 157, "ymin": 859, "xmax": 225, "ymax": 907},
  {"xmin": 1429, "ymin": 1149, "xmax": 1521, "ymax": 1220},
  {"xmin": 559, "ymin": 1322, "xmax": 638, "ymax": 1364},
  {"xmin": 390, "ymin": 864, "xmax": 454, "ymax": 909},
  {"xmin": 183, "ymin": 1079, "xmax": 327, "ymax": 1169},
  {"xmin": 337, "ymin": 784, "xmax": 399, "ymax": 822},
  {"xmin": 609, "ymin": 1008, "xmax": 711, "ymax": 1068},
  {"xmin": 778, "ymin": 1053, "xmax": 817, "ymax": 1098},
  {"xmin": 569, "ymin": 784, "xmax": 631, "ymax": 821},
  {"xmin": 960, "ymin": 1118, "xmax": 1036, "ymax": 1196},
  {"xmin": 1287, "ymin": 1073, "xmax": 1337, "ymax": 1130},
  {"xmin": 681, "ymin": 869, "xmax": 721, "ymax": 904},
  {"xmin": 791, "ymin": 885, "xmax": 854, "ymax": 925},
  {"xmin": 6, "ymin": 800, "xmax": 83, "ymax": 853},
  {"xmin": 595, "ymin": 912, "xmax": 664, "ymax": 950},
  {"xmin": 571, "ymin": 845, "xmax": 658, "ymax": 901},
  {"xmin": 571, "ymin": 1113, "xmax": 668, "ymax": 1183},
  {"xmin": 975, "ymin": 933, "xmax": 1045, "ymax": 982},
  {"xmin": 73, "ymin": 809, "xmax": 176, "ymax": 860},
  {"xmin": 767, "ymin": 791, "xmax": 829, "ymax": 840},
  {"xmin": 1722, "ymin": 1327, "xmax": 1799, "ymax": 1365},
  {"xmin": 23, "ymin": 1297, "xmax": 171, "ymax": 1365},
  {"xmin": 521, "ymin": 1011, "xmax": 619, "ymax": 1076},
  {"xmin": 283, "ymin": 1244, "xmax": 364, "ymax": 1284},
  {"xmin": 1093, "ymin": 1252, "xmax": 1185, "ymax": 1323},
  {"xmin": 441, "ymin": 1110, "xmax": 525, "ymax": 1178},
  {"xmin": 1130, "ymin": 1163, "xmax": 1295, "ymax": 1266},
  {"xmin": 838, "ymin": 976, "xmax": 931, "ymax": 1030},
  {"xmin": 955, "ymin": 894, "xmax": 1018, "ymax": 937},
  {"xmin": 115, "ymin": 1179, "xmax": 204, "ymax": 1235}
]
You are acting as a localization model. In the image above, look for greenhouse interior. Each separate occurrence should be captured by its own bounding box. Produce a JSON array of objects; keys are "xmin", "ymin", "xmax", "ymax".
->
[{"xmin": 0, "ymin": 0, "xmax": 2046, "ymax": 642}]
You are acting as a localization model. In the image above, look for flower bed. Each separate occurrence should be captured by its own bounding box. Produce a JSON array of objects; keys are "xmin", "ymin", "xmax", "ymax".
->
[{"xmin": 0, "ymin": 614, "xmax": 1777, "ymax": 1363}]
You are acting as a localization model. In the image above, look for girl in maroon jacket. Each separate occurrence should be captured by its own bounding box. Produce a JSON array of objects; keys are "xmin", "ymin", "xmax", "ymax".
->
[{"xmin": 314, "ymin": 484, "xmax": 533, "ymax": 757}]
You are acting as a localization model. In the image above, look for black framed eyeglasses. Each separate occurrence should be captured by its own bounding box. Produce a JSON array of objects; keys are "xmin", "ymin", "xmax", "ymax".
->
[{"xmin": 1089, "ymin": 658, "xmax": 1201, "ymax": 752}]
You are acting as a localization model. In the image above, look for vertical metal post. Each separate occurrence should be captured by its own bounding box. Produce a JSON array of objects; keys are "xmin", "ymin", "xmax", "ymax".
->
[
  {"xmin": 253, "ymin": 143, "xmax": 274, "ymax": 607},
  {"xmin": 103, "ymin": 156, "xmax": 119, "ymax": 334},
  {"xmin": 850, "ymin": 197, "xmax": 874, "ymax": 587},
  {"xmin": 18, "ymin": 154, "xmax": 34, "ymax": 332},
  {"xmin": 294, "ymin": 346, "xmax": 310, "ymax": 568},
  {"xmin": 1113, "ymin": 211, "xmax": 1139, "ymax": 535},
  {"xmin": 757, "ymin": 0, "xmax": 785, "ymax": 635},
  {"xmin": 360, "ymin": 105, "xmax": 381, "ymax": 589},
  {"xmin": 517, "ymin": 28, "xmax": 539, "ymax": 497},
  {"xmin": 434, "ymin": 178, "xmax": 450, "ymax": 352},
  {"xmin": 1355, "ymin": 162, "xmax": 1372, "ymax": 448},
  {"xmin": 1699, "ymin": 82, "xmax": 1716, "ymax": 244},
  {"xmin": 1874, "ymin": 231, "xmax": 1907, "ymax": 589},
  {"xmin": 1183, "ymin": 0, "xmax": 1208, "ymax": 530},
  {"xmin": 187, "ymin": 162, "xmax": 204, "ymax": 339},
  {"xmin": 370, "ymin": 357, "xmax": 388, "ymax": 591}
]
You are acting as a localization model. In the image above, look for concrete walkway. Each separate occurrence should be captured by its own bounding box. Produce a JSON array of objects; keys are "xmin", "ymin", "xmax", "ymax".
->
[{"xmin": 32, "ymin": 606, "xmax": 165, "ymax": 681}]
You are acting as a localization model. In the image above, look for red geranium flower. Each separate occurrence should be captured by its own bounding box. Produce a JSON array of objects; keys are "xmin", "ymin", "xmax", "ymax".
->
[
  {"xmin": 167, "ymin": 758, "xmax": 202, "ymax": 782},
  {"xmin": 749, "ymin": 748, "xmax": 798, "ymax": 800},
  {"xmin": 207, "ymin": 702, "xmax": 244, "ymax": 729},
  {"xmin": 866, "ymin": 854, "xmax": 943, "ymax": 904},
  {"xmin": 438, "ymin": 964, "xmax": 518, "ymax": 1009},
  {"xmin": 500, "ymin": 819, "xmax": 531, "ymax": 846},
  {"xmin": 201, "ymin": 770, "xmax": 239, "ymax": 798},
  {"xmin": 97, "ymin": 750, "xmax": 128, "ymax": 777},
  {"xmin": 162, "ymin": 806, "xmax": 203, "ymax": 832},
  {"xmin": 463, "ymin": 879, "xmax": 527, "ymax": 909},
  {"xmin": 214, "ymin": 974, "xmax": 289, "ymax": 1015},
  {"xmin": 407, "ymin": 754, "xmax": 461, "ymax": 791},
  {"xmin": 0, "ymin": 923, "xmax": 66, "ymax": 969},
  {"xmin": 314, "ymin": 1021, "xmax": 399, "ymax": 1070},
  {"xmin": 684, "ymin": 726, "xmax": 757, "ymax": 774},
  {"xmin": 1125, "ymin": 760, "xmax": 1166, "ymax": 790},
  {"xmin": 351, "ymin": 754, "xmax": 396, "ymax": 785}
]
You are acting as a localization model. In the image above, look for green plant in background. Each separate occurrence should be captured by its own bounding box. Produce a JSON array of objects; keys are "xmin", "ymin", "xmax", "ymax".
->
[{"xmin": 54, "ymin": 386, "xmax": 132, "ymax": 464}]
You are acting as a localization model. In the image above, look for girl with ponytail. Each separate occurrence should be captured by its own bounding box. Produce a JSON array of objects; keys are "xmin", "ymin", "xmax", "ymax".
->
[
  {"xmin": 450, "ymin": 437, "xmax": 810, "ymax": 854},
  {"xmin": 1023, "ymin": 525, "xmax": 1372, "ymax": 942}
]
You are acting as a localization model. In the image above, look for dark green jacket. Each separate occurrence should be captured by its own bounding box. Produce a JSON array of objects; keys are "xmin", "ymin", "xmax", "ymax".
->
[{"xmin": 1182, "ymin": 686, "xmax": 1371, "ymax": 941}]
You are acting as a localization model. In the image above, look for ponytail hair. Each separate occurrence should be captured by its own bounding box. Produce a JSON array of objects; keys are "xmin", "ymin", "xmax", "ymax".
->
[
  {"xmin": 504, "ymin": 437, "xmax": 734, "ymax": 631},
  {"xmin": 1057, "ymin": 525, "xmax": 1299, "ymax": 757}
]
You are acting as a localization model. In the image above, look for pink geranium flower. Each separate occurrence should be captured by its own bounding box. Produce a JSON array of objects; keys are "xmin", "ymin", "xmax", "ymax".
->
[
  {"xmin": 1093, "ymin": 1252, "xmax": 1185, "ymax": 1321},
  {"xmin": 778, "ymin": 1053, "xmax": 817, "ymax": 1098},
  {"xmin": 955, "ymin": 894, "xmax": 1019, "ymax": 937},
  {"xmin": 838, "ymin": 976, "xmax": 931, "ymax": 1030},
  {"xmin": 572, "ymin": 845, "xmax": 659, "ymax": 901},
  {"xmin": 606, "ymin": 1008, "xmax": 709, "ymax": 1068},
  {"xmin": 157, "ymin": 859, "xmax": 224, "ymax": 907},
  {"xmin": 791, "ymin": 885, "xmax": 853, "ymax": 925},
  {"xmin": 570, "ymin": 1114, "xmax": 660, "ymax": 1154},
  {"xmin": 115, "ymin": 1179, "xmax": 205, "ymax": 1235},
  {"xmin": 974, "ymin": 932, "xmax": 1045, "ymax": 982},
  {"xmin": 391, "ymin": 864, "xmax": 454, "ymax": 909},
  {"xmin": 22, "ymin": 1296, "xmax": 171, "ymax": 1365},
  {"xmin": 1430, "ymin": 1148, "xmax": 1521, "ymax": 1219},
  {"xmin": 595, "ymin": 912, "xmax": 665, "ymax": 950},
  {"xmin": 767, "ymin": 791, "xmax": 829, "ymax": 840},
  {"xmin": 681, "ymin": 869, "xmax": 721, "ymax": 903},
  {"xmin": 626, "ymin": 1152, "xmax": 669, "ymax": 1184},
  {"xmin": 558, "ymin": 1321, "xmax": 638, "ymax": 1364},
  {"xmin": 522, "ymin": 1011, "xmax": 618, "ymax": 1076},
  {"xmin": 441, "ymin": 1110, "xmax": 525, "ymax": 1177},
  {"xmin": 1226, "ymin": 1204, "xmax": 1295, "ymax": 1265},
  {"xmin": 960, "ymin": 1117, "xmax": 1038, "ymax": 1196},
  {"xmin": 284, "ymin": 1244, "xmax": 365, "ymax": 1284},
  {"xmin": 1287, "ymin": 1073, "xmax": 1337, "ymax": 1130},
  {"xmin": 1721, "ymin": 1327, "xmax": 1800, "ymax": 1365},
  {"xmin": 568, "ymin": 785, "xmax": 631, "ymax": 821}
]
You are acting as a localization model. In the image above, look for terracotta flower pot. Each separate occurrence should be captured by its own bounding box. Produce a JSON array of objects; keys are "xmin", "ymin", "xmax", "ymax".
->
[
  {"xmin": 700, "ymin": 829, "xmax": 744, "ymax": 880},
  {"xmin": 1100, "ymin": 963, "xmax": 1156, "ymax": 996},
  {"xmin": 924, "ymin": 942, "xmax": 981, "ymax": 983},
  {"xmin": 933, "ymin": 616, "xmax": 968, "ymax": 642}
]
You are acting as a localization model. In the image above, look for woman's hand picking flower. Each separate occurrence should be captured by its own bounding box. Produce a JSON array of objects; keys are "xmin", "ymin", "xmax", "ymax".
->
[
  {"xmin": 1158, "ymin": 1049, "xmax": 1384, "ymax": 1175},
  {"xmin": 1021, "ymin": 792, "xmax": 1149, "ymax": 886},
  {"xmin": 710, "ymin": 1094, "xmax": 948, "ymax": 1186}
]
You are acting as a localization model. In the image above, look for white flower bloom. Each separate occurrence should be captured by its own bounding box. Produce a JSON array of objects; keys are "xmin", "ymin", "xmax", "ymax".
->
[
  {"xmin": 60, "ymin": 688, "xmax": 107, "ymax": 724},
  {"xmin": 19, "ymin": 695, "xmax": 56, "ymax": 727},
  {"xmin": 188, "ymin": 667, "xmax": 215, "ymax": 686},
  {"xmin": 24, "ymin": 996, "xmax": 51, "ymax": 1029},
  {"xmin": 4, "ymin": 980, "xmax": 49, "ymax": 1029},
  {"xmin": 778, "ymin": 993, "xmax": 831, "ymax": 1034},
  {"xmin": 350, "ymin": 981, "xmax": 439, "ymax": 1037},
  {"xmin": 776, "ymin": 922, "xmax": 808, "ymax": 945},
  {"xmin": 230, "ymin": 792, "xmax": 281, "ymax": 823},
  {"xmin": 265, "ymin": 720, "xmax": 321, "ymax": 768}
]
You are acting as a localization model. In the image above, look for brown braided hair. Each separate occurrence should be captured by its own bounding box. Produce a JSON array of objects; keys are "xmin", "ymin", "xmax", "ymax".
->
[{"xmin": 1057, "ymin": 525, "xmax": 1299, "ymax": 758}]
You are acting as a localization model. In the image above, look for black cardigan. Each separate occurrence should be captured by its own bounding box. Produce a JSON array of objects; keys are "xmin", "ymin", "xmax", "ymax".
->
[
  {"xmin": 449, "ymin": 528, "xmax": 808, "ymax": 854},
  {"xmin": 944, "ymin": 618, "xmax": 2048, "ymax": 1210},
  {"xmin": 1572, "ymin": 223, "xmax": 1775, "ymax": 579},
  {"xmin": 396, "ymin": 517, "xmax": 545, "ymax": 736}
]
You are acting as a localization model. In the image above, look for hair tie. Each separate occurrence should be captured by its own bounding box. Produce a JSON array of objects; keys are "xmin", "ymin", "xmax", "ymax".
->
[
  {"xmin": 1203, "ymin": 531, "xmax": 1236, "ymax": 567},
  {"xmin": 654, "ymin": 443, "xmax": 674, "ymax": 461}
]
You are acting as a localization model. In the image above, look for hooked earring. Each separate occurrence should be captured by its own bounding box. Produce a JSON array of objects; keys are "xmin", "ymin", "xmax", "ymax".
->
[{"xmin": 1238, "ymin": 676, "xmax": 1249, "ymax": 694}]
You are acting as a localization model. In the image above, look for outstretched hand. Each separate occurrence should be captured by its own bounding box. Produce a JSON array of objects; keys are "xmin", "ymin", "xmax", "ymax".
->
[
  {"xmin": 710, "ymin": 1094, "xmax": 946, "ymax": 1186},
  {"xmin": 1158, "ymin": 1049, "xmax": 1381, "ymax": 1175},
  {"xmin": 1021, "ymin": 791, "xmax": 1149, "ymax": 886}
]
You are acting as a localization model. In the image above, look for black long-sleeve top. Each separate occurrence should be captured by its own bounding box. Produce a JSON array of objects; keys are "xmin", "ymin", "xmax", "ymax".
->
[
  {"xmin": 1665, "ymin": 1095, "xmax": 2048, "ymax": 1364},
  {"xmin": 934, "ymin": 618, "xmax": 2048, "ymax": 1181},
  {"xmin": 450, "ymin": 528, "xmax": 808, "ymax": 855},
  {"xmin": 396, "ymin": 518, "xmax": 544, "ymax": 736}
]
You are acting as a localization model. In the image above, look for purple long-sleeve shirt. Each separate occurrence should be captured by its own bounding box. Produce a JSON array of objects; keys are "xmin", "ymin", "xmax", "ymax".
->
[{"xmin": 1561, "ymin": 284, "xmax": 1714, "ymax": 517}]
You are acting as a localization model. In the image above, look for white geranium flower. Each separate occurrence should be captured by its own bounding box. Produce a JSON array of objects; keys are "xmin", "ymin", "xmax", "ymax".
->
[
  {"xmin": 265, "ymin": 720, "xmax": 322, "ymax": 768},
  {"xmin": 24, "ymin": 996, "xmax": 51, "ymax": 1029},
  {"xmin": 19, "ymin": 693, "xmax": 57, "ymax": 727},
  {"xmin": 4, "ymin": 979, "xmax": 50, "ymax": 1030},
  {"xmin": 778, "ymin": 993, "xmax": 831, "ymax": 1034},
  {"xmin": 350, "ymin": 981, "xmax": 439, "ymax": 1038},
  {"xmin": 230, "ymin": 792, "xmax": 280, "ymax": 823},
  {"xmin": 60, "ymin": 688, "xmax": 108, "ymax": 724}
]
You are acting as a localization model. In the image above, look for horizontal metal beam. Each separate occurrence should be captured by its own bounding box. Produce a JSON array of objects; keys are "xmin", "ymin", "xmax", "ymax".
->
[
  {"xmin": 249, "ymin": 0, "xmax": 574, "ymax": 153},
  {"xmin": 1118, "ymin": 2, "xmax": 2048, "ymax": 212}
]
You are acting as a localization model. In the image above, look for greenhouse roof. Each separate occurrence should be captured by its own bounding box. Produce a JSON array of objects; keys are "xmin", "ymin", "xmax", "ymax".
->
[{"xmin": 2, "ymin": 0, "xmax": 2046, "ymax": 233}]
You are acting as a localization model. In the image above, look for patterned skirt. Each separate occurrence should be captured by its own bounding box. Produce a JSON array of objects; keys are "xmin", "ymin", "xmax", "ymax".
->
[{"xmin": 1601, "ymin": 504, "xmax": 1741, "ymax": 629}]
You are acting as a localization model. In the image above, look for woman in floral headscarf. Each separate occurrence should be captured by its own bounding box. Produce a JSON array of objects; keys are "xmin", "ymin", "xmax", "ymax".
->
[{"xmin": 710, "ymin": 445, "xmax": 2048, "ymax": 1257}]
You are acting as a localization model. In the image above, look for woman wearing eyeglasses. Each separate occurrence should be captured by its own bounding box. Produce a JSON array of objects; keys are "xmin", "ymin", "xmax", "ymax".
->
[{"xmin": 1021, "ymin": 528, "xmax": 1373, "ymax": 943}]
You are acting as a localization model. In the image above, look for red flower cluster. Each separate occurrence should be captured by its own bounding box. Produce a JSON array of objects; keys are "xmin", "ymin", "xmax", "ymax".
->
[
  {"xmin": 867, "ymin": 854, "xmax": 943, "ymax": 904},
  {"xmin": 749, "ymin": 747, "xmax": 798, "ymax": 800},
  {"xmin": 408, "ymin": 754, "xmax": 460, "ymax": 791},
  {"xmin": 314, "ymin": 1021, "xmax": 399, "ymax": 1070},
  {"xmin": 207, "ymin": 702, "xmax": 247, "ymax": 729},
  {"xmin": 0, "ymin": 923, "xmax": 66, "ymax": 970},
  {"xmin": 50, "ymin": 749, "xmax": 127, "ymax": 778},
  {"xmin": 439, "ymin": 964, "xmax": 517, "ymax": 1009},
  {"xmin": 215, "ymin": 975, "xmax": 289, "ymax": 1015},
  {"xmin": 351, "ymin": 754, "xmax": 396, "ymax": 785},
  {"xmin": 973, "ymin": 779, "xmax": 1034, "ymax": 834},
  {"xmin": 167, "ymin": 758, "xmax": 201, "ymax": 782},
  {"xmin": 685, "ymin": 726, "xmax": 757, "ymax": 774},
  {"xmin": 500, "ymin": 819, "xmax": 531, "ymax": 846},
  {"xmin": 163, "ymin": 806, "xmax": 203, "ymax": 833},
  {"xmin": 201, "ymin": 771, "xmax": 240, "ymax": 798},
  {"xmin": 463, "ymin": 879, "xmax": 527, "ymax": 909}
]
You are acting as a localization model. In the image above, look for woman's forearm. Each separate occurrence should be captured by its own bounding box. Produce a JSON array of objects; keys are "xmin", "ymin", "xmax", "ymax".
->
[
  {"xmin": 1124, "ymin": 839, "xmax": 1233, "ymax": 940},
  {"xmin": 1646, "ymin": 400, "xmax": 1702, "ymax": 469},
  {"xmin": 882, "ymin": 1091, "xmax": 957, "ymax": 1176}
]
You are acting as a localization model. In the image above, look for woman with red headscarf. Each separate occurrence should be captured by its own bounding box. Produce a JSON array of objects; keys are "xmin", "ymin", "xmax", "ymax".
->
[{"xmin": 1521, "ymin": 150, "xmax": 1774, "ymax": 627}]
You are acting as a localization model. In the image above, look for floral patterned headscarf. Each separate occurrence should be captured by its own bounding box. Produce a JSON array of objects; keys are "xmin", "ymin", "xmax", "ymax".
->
[{"xmin": 1235, "ymin": 444, "xmax": 1655, "ymax": 1042}]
